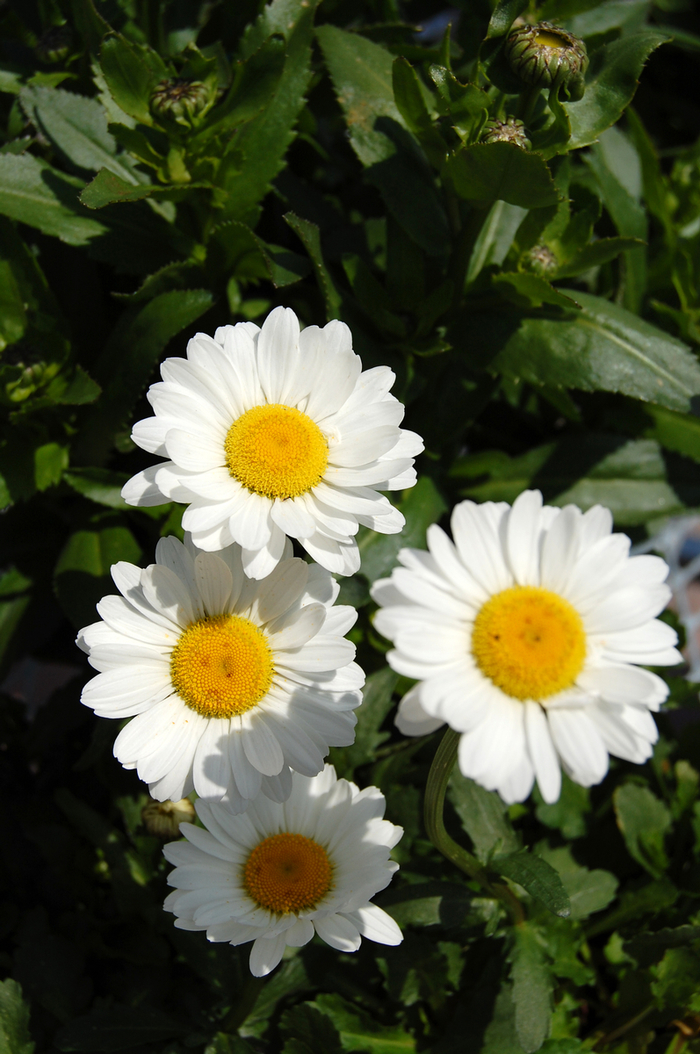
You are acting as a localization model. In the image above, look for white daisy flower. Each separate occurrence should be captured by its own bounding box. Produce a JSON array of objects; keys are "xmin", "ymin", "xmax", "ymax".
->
[
  {"xmin": 371, "ymin": 491, "xmax": 681, "ymax": 805},
  {"xmin": 77, "ymin": 535, "xmax": 363, "ymax": 808},
  {"xmin": 121, "ymin": 306, "xmax": 423, "ymax": 579},
  {"xmin": 163, "ymin": 764, "xmax": 404, "ymax": 976}
]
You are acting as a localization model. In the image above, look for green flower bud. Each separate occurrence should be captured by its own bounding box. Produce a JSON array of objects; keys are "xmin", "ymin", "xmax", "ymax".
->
[
  {"xmin": 521, "ymin": 243, "xmax": 558, "ymax": 277},
  {"xmin": 505, "ymin": 22, "xmax": 588, "ymax": 97},
  {"xmin": 34, "ymin": 25, "xmax": 72, "ymax": 64},
  {"xmin": 481, "ymin": 116, "xmax": 531, "ymax": 151},
  {"xmin": 150, "ymin": 78, "xmax": 212, "ymax": 128},
  {"xmin": 142, "ymin": 797, "xmax": 196, "ymax": 839}
]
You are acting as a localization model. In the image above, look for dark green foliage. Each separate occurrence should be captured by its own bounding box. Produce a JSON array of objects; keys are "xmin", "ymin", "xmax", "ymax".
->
[{"xmin": 4, "ymin": 1, "xmax": 700, "ymax": 1053}]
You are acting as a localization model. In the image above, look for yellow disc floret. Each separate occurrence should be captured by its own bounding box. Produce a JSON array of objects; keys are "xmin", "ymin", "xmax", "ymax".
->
[
  {"xmin": 243, "ymin": 833, "xmax": 333, "ymax": 914},
  {"xmin": 535, "ymin": 29, "xmax": 569, "ymax": 48},
  {"xmin": 224, "ymin": 404, "xmax": 329, "ymax": 500},
  {"xmin": 471, "ymin": 586, "xmax": 586, "ymax": 701},
  {"xmin": 170, "ymin": 615, "xmax": 274, "ymax": 718}
]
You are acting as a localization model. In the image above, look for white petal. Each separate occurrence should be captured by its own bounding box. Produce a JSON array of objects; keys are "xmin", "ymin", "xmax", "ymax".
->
[
  {"xmin": 395, "ymin": 685, "xmax": 445, "ymax": 736},
  {"xmin": 547, "ymin": 708, "xmax": 609, "ymax": 787},
  {"xmin": 314, "ymin": 913, "xmax": 362, "ymax": 952},
  {"xmin": 525, "ymin": 701, "xmax": 561, "ymax": 804},
  {"xmin": 249, "ymin": 933, "xmax": 287, "ymax": 976},
  {"xmin": 194, "ymin": 552, "xmax": 233, "ymax": 616},
  {"xmin": 506, "ymin": 489, "xmax": 544, "ymax": 586},
  {"xmin": 347, "ymin": 904, "xmax": 403, "ymax": 946}
]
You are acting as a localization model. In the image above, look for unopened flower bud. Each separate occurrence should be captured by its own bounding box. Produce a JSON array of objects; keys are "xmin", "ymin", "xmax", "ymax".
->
[
  {"xmin": 481, "ymin": 117, "xmax": 531, "ymax": 151},
  {"xmin": 142, "ymin": 797, "xmax": 195, "ymax": 840},
  {"xmin": 150, "ymin": 79, "xmax": 211, "ymax": 128},
  {"xmin": 35, "ymin": 25, "xmax": 71, "ymax": 64},
  {"xmin": 522, "ymin": 243, "xmax": 558, "ymax": 277},
  {"xmin": 505, "ymin": 22, "xmax": 588, "ymax": 99}
]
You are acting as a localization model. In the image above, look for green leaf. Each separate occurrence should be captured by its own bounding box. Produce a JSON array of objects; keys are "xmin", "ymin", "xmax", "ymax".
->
[
  {"xmin": 0, "ymin": 259, "xmax": 27, "ymax": 349},
  {"xmin": 317, "ymin": 25, "xmax": 404, "ymax": 167},
  {"xmin": 650, "ymin": 946, "xmax": 700, "ymax": 1015},
  {"xmin": 379, "ymin": 880, "xmax": 473, "ymax": 928},
  {"xmin": 331, "ymin": 666, "xmax": 398, "ymax": 777},
  {"xmin": 99, "ymin": 35, "xmax": 168, "ymax": 127},
  {"xmin": 538, "ymin": 846, "xmax": 619, "ymax": 921},
  {"xmin": 534, "ymin": 774, "xmax": 590, "ymax": 840},
  {"xmin": 79, "ymin": 168, "xmax": 175, "ymax": 209},
  {"xmin": 359, "ymin": 476, "xmax": 447, "ymax": 583},
  {"xmin": 614, "ymin": 783, "xmax": 672, "ymax": 878},
  {"xmin": 0, "ymin": 155, "xmax": 107, "ymax": 245},
  {"xmin": 190, "ymin": 35, "xmax": 287, "ymax": 150},
  {"xmin": 280, "ymin": 1005, "xmax": 343, "ymax": 1054},
  {"xmin": 642, "ymin": 404, "xmax": 700, "ymax": 464},
  {"xmin": 493, "ymin": 850, "xmax": 571, "ymax": 917},
  {"xmin": 0, "ymin": 567, "xmax": 32, "ymax": 669},
  {"xmin": 20, "ymin": 86, "xmax": 136, "ymax": 184},
  {"xmin": 223, "ymin": 0, "xmax": 318, "ymax": 223},
  {"xmin": 54, "ymin": 524, "xmax": 142, "ymax": 628},
  {"xmin": 34, "ymin": 442, "xmax": 69, "ymax": 491},
  {"xmin": 463, "ymin": 291, "xmax": 700, "ymax": 413},
  {"xmin": 565, "ymin": 31, "xmax": 669, "ymax": 150},
  {"xmin": 446, "ymin": 143, "xmax": 559, "ymax": 209},
  {"xmin": 625, "ymin": 925, "xmax": 700, "ymax": 967},
  {"xmin": 493, "ymin": 272, "xmax": 580, "ymax": 310},
  {"xmin": 448, "ymin": 769, "xmax": 519, "ymax": 863},
  {"xmin": 76, "ymin": 288, "xmax": 214, "ymax": 464},
  {"xmin": 317, "ymin": 26, "xmax": 449, "ymax": 255},
  {"xmin": 55, "ymin": 1005, "xmax": 185, "ymax": 1052},
  {"xmin": 392, "ymin": 57, "xmax": 445, "ymax": 167},
  {"xmin": 510, "ymin": 924, "xmax": 551, "ymax": 1053},
  {"xmin": 313, "ymin": 993, "xmax": 416, "ymax": 1053},
  {"xmin": 64, "ymin": 468, "xmax": 130, "ymax": 508},
  {"xmin": 0, "ymin": 979, "xmax": 34, "ymax": 1054},
  {"xmin": 46, "ymin": 365, "xmax": 101, "ymax": 405},
  {"xmin": 555, "ymin": 236, "xmax": 645, "ymax": 279},
  {"xmin": 284, "ymin": 212, "xmax": 341, "ymax": 318},
  {"xmin": 455, "ymin": 434, "xmax": 700, "ymax": 525},
  {"xmin": 467, "ymin": 201, "xmax": 528, "ymax": 284},
  {"xmin": 205, "ymin": 1035, "xmax": 256, "ymax": 1054}
]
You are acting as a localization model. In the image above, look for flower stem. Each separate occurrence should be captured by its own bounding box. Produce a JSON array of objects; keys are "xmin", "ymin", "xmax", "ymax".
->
[
  {"xmin": 423, "ymin": 728, "xmax": 525, "ymax": 925},
  {"xmin": 423, "ymin": 728, "xmax": 489, "ymax": 883},
  {"xmin": 220, "ymin": 974, "xmax": 265, "ymax": 1034}
]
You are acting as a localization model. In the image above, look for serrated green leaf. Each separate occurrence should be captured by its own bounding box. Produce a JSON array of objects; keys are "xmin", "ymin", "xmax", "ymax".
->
[
  {"xmin": 284, "ymin": 212, "xmax": 341, "ymax": 318},
  {"xmin": 493, "ymin": 850, "xmax": 571, "ymax": 917},
  {"xmin": 0, "ymin": 155, "xmax": 107, "ymax": 245},
  {"xmin": 448, "ymin": 769, "xmax": 519, "ymax": 863},
  {"xmin": 79, "ymin": 168, "xmax": 175, "ymax": 209},
  {"xmin": 0, "ymin": 979, "xmax": 34, "ymax": 1054},
  {"xmin": 379, "ymin": 881, "xmax": 473, "ymax": 928},
  {"xmin": 614, "ymin": 783, "xmax": 672, "ymax": 878},
  {"xmin": 650, "ymin": 946, "xmax": 700, "ymax": 1015},
  {"xmin": 99, "ymin": 35, "xmax": 168, "ymax": 127},
  {"xmin": 463, "ymin": 290, "xmax": 700, "ymax": 413},
  {"xmin": 64, "ymin": 468, "xmax": 129, "ymax": 508},
  {"xmin": 359, "ymin": 476, "xmax": 447, "ymax": 583},
  {"xmin": 555, "ymin": 236, "xmax": 645, "ymax": 278},
  {"xmin": 455, "ymin": 434, "xmax": 700, "ymax": 525},
  {"xmin": 446, "ymin": 143, "xmax": 559, "ymax": 209},
  {"xmin": 534, "ymin": 774, "xmax": 590, "ymax": 840},
  {"xmin": 493, "ymin": 272, "xmax": 580, "ymax": 310},
  {"xmin": 222, "ymin": 0, "xmax": 318, "ymax": 223},
  {"xmin": 34, "ymin": 442, "xmax": 68, "ymax": 491},
  {"xmin": 20, "ymin": 85, "xmax": 137, "ymax": 185},
  {"xmin": 625, "ymin": 925, "xmax": 700, "ymax": 967},
  {"xmin": 317, "ymin": 26, "xmax": 449, "ymax": 255},
  {"xmin": 313, "ymin": 994, "xmax": 415, "ymax": 1053},
  {"xmin": 280, "ymin": 1005, "xmax": 342, "ymax": 1054},
  {"xmin": 510, "ymin": 924, "xmax": 551, "ymax": 1053},
  {"xmin": 538, "ymin": 846, "xmax": 619, "ymax": 921},
  {"xmin": 565, "ymin": 31, "xmax": 669, "ymax": 149}
]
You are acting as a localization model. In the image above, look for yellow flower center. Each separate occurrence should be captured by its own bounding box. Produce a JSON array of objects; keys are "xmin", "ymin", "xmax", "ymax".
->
[
  {"xmin": 170, "ymin": 615, "xmax": 273, "ymax": 718},
  {"xmin": 471, "ymin": 586, "xmax": 586, "ymax": 701},
  {"xmin": 224, "ymin": 404, "xmax": 329, "ymax": 500},
  {"xmin": 243, "ymin": 833, "xmax": 333, "ymax": 914},
  {"xmin": 535, "ymin": 29, "xmax": 569, "ymax": 49}
]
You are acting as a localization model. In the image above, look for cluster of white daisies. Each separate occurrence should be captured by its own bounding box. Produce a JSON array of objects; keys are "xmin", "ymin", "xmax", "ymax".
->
[{"xmin": 77, "ymin": 307, "xmax": 679, "ymax": 977}]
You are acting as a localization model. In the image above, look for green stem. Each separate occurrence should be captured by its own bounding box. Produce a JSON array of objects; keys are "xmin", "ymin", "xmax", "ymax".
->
[
  {"xmin": 424, "ymin": 729, "xmax": 489, "ymax": 883},
  {"xmin": 518, "ymin": 85, "xmax": 542, "ymax": 127},
  {"xmin": 220, "ymin": 974, "xmax": 265, "ymax": 1035},
  {"xmin": 423, "ymin": 729, "xmax": 525, "ymax": 925}
]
